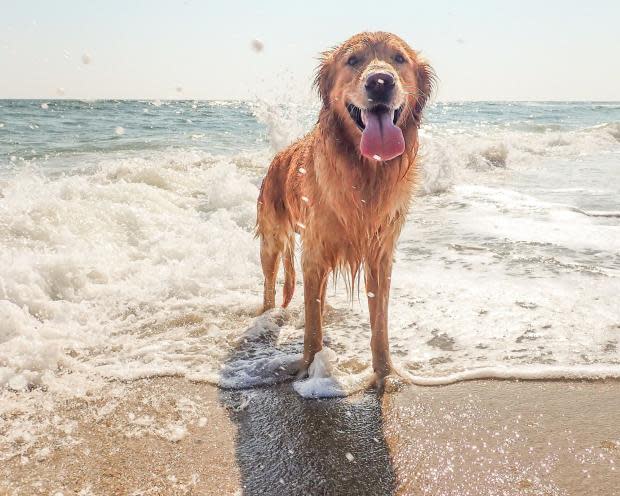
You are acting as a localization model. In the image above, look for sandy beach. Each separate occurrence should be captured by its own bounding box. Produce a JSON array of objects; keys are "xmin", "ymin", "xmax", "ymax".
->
[{"xmin": 2, "ymin": 378, "xmax": 618, "ymax": 496}]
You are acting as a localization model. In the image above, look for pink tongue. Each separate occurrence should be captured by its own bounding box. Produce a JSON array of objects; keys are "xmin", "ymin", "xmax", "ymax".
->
[{"xmin": 360, "ymin": 110, "xmax": 405, "ymax": 161}]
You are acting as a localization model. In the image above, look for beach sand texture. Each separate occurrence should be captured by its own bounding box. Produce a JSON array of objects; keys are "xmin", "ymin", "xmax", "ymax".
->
[{"xmin": 2, "ymin": 378, "xmax": 618, "ymax": 495}]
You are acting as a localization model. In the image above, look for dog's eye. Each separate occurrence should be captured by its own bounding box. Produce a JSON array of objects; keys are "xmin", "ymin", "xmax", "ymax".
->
[
  {"xmin": 394, "ymin": 53, "xmax": 406, "ymax": 64},
  {"xmin": 347, "ymin": 55, "xmax": 360, "ymax": 67}
]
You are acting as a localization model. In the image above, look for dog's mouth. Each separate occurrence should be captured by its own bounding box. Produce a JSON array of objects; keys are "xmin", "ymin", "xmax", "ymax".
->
[
  {"xmin": 346, "ymin": 103, "xmax": 406, "ymax": 161},
  {"xmin": 346, "ymin": 103, "xmax": 404, "ymax": 131}
]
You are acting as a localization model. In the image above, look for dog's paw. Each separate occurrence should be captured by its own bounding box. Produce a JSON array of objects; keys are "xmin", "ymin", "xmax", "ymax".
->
[
  {"xmin": 370, "ymin": 370, "xmax": 409, "ymax": 394},
  {"xmin": 280, "ymin": 357, "xmax": 310, "ymax": 380},
  {"xmin": 256, "ymin": 305, "xmax": 272, "ymax": 317},
  {"xmin": 295, "ymin": 365, "xmax": 310, "ymax": 381}
]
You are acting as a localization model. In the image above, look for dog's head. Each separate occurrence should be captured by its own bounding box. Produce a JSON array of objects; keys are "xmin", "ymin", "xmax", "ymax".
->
[{"xmin": 315, "ymin": 32, "xmax": 435, "ymax": 161}]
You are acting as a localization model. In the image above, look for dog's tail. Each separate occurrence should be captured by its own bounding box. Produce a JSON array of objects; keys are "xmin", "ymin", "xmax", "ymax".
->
[{"xmin": 282, "ymin": 236, "xmax": 296, "ymax": 308}]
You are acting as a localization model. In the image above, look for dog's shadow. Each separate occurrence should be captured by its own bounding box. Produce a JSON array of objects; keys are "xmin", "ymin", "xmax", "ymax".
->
[{"xmin": 217, "ymin": 310, "xmax": 396, "ymax": 495}]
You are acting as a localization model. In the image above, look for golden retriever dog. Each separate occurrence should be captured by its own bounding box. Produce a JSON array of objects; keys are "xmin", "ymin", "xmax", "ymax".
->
[{"xmin": 256, "ymin": 32, "xmax": 434, "ymax": 390}]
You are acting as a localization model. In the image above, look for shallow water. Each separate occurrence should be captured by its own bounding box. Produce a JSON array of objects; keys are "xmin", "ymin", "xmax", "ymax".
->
[{"xmin": 1, "ymin": 99, "xmax": 619, "ymax": 397}]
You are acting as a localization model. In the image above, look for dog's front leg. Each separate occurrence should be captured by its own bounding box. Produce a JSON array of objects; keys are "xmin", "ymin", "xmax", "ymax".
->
[
  {"xmin": 366, "ymin": 249, "xmax": 395, "ymax": 386},
  {"xmin": 297, "ymin": 261, "xmax": 328, "ymax": 378}
]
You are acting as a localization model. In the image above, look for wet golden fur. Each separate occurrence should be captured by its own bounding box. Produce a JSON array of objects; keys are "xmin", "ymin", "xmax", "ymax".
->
[{"xmin": 256, "ymin": 32, "xmax": 434, "ymax": 386}]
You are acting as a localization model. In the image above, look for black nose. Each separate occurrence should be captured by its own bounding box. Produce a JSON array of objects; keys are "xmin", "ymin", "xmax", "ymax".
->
[{"xmin": 365, "ymin": 72, "xmax": 395, "ymax": 102}]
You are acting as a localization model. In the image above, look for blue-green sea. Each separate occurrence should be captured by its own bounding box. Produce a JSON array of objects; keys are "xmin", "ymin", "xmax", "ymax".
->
[{"xmin": 2, "ymin": 100, "xmax": 620, "ymax": 162}]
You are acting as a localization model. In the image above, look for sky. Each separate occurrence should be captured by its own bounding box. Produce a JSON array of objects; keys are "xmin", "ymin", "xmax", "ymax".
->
[{"xmin": 1, "ymin": 0, "xmax": 619, "ymax": 101}]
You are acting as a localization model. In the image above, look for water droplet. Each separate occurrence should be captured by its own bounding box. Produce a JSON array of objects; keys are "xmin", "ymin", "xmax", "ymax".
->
[{"xmin": 251, "ymin": 39, "xmax": 264, "ymax": 52}]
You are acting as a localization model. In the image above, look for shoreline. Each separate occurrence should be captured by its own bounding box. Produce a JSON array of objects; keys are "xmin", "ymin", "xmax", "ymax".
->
[{"xmin": 2, "ymin": 378, "xmax": 618, "ymax": 495}]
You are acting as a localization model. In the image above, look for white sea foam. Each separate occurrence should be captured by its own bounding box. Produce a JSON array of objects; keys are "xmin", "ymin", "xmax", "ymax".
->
[
  {"xmin": 292, "ymin": 347, "xmax": 371, "ymax": 399},
  {"xmin": 403, "ymin": 364, "xmax": 620, "ymax": 386},
  {"xmin": 417, "ymin": 121, "xmax": 620, "ymax": 195},
  {"xmin": 0, "ymin": 151, "xmax": 262, "ymax": 392}
]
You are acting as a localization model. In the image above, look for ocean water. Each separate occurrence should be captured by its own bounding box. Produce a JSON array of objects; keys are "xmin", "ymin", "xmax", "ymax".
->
[{"xmin": 1, "ymin": 99, "xmax": 620, "ymax": 398}]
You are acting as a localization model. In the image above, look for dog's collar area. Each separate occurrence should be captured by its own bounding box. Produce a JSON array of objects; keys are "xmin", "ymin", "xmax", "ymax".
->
[{"xmin": 346, "ymin": 103, "xmax": 404, "ymax": 131}]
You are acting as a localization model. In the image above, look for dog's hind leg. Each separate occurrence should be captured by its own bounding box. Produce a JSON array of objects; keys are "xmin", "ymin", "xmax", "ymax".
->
[
  {"xmin": 260, "ymin": 234, "xmax": 283, "ymax": 313},
  {"xmin": 282, "ymin": 236, "xmax": 296, "ymax": 308}
]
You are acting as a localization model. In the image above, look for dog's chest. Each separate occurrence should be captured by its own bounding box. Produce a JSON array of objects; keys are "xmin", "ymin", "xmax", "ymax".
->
[{"xmin": 306, "ymin": 170, "xmax": 409, "ymax": 246}]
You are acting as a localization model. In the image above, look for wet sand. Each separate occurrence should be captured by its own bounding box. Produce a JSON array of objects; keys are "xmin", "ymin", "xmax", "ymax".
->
[{"xmin": 1, "ymin": 378, "xmax": 618, "ymax": 495}]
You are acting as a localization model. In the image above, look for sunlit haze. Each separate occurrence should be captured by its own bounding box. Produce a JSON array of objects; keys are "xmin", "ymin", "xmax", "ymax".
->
[{"xmin": 2, "ymin": 0, "xmax": 620, "ymax": 101}]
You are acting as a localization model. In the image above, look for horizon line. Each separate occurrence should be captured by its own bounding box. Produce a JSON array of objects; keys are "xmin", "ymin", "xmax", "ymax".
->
[{"xmin": 1, "ymin": 98, "xmax": 619, "ymax": 104}]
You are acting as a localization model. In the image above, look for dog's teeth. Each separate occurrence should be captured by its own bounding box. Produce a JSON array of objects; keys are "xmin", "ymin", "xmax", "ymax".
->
[
  {"xmin": 361, "ymin": 110, "xmax": 368, "ymax": 125},
  {"xmin": 373, "ymin": 154, "xmax": 382, "ymax": 161}
]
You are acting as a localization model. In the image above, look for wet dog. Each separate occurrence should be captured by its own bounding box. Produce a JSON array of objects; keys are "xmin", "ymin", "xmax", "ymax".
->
[{"xmin": 256, "ymin": 32, "xmax": 434, "ymax": 389}]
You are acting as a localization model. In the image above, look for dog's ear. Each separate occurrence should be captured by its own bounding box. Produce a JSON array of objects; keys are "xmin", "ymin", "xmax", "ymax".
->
[
  {"xmin": 314, "ymin": 49, "xmax": 335, "ymax": 107},
  {"xmin": 413, "ymin": 57, "xmax": 436, "ymax": 122}
]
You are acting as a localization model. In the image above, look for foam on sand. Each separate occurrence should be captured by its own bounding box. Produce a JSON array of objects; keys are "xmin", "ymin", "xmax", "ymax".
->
[
  {"xmin": 292, "ymin": 347, "xmax": 371, "ymax": 398},
  {"xmin": 403, "ymin": 364, "xmax": 620, "ymax": 386}
]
